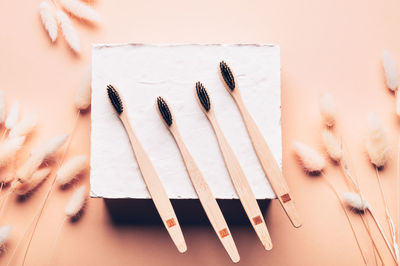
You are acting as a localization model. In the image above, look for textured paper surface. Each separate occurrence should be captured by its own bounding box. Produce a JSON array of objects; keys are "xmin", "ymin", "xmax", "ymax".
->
[{"xmin": 91, "ymin": 44, "xmax": 281, "ymax": 199}]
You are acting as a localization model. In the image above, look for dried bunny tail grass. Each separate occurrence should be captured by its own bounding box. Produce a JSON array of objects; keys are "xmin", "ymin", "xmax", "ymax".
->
[
  {"xmin": 0, "ymin": 91, "xmax": 5, "ymax": 124},
  {"xmin": 56, "ymin": 10, "xmax": 80, "ymax": 53},
  {"xmin": 60, "ymin": 0, "xmax": 100, "ymax": 23},
  {"xmin": 319, "ymin": 93, "xmax": 336, "ymax": 127},
  {"xmin": 11, "ymin": 168, "xmax": 51, "ymax": 195},
  {"xmin": 19, "ymin": 134, "xmax": 71, "ymax": 266},
  {"xmin": 0, "ymin": 225, "xmax": 12, "ymax": 248},
  {"xmin": 74, "ymin": 66, "xmax": 91, "ymax": 110},
  {"xmin": 0, "ymin": 136, "xmax": 25, "ymax": 168},
  {"xmin": 15, "ymin": 155, "xmax": 44, "ymax": 183},
  {"xmin": 293, "ymin": 141, "xmax": 325, "ymax": 172},
  {"xmin": 9, "ymin": 113, "xmax": 37, "ymax": 138},
  {"xmin": 366, "ymin": 113, "xmax": 389, "ymax": 167},
  {"xmin": 39, "ymin": 1, "xmax": 58, "ymax": 42},
  {"xmin": 48, "ymin": 184, "xmax": 86, "ymax": 265},
  {"xmin": 5, "ymin": 102, "xmax": 19, "ymax": 130},
  {"xmin": 65, "ymin": 185, "xmax": 87, "ymax": 217},
  {"xmin": 342, "ymin": 192, "xmax": 368, "ymax": 211},
  {"xmin": 319, "ymin": 175, "xmax": 368, "ymax": 264},
  {"xmin": 382, "ymin": 50, "xmax": 399, "ymax": 91},
  {"xmin": 16, "ymin": 134, "xmax": 69, "ymax": 182},
  {"xmin": 322, "ymin": 129, "xmax": 342, "ymax": 162},
  {"xmin": 343, "ymin": 191, "xmax": 398, "ymax": 263},
  {"xmin": 31, "ymin": 134, "xmax": 69, "ymax": 159},
  {"xmin": 56, "ymin": 155, "xmax": 87, "ymax": 186}
]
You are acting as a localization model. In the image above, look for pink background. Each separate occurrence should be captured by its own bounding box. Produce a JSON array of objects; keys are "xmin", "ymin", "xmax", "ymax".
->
[{"xmin": 0, "ymin": 0, "xmax": 399, "ymax": 265}]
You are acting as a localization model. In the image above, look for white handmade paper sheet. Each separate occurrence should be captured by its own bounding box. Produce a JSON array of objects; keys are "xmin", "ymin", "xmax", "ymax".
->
[{"xmin": 91, "ymin": 44, "xmax": 281, "ymax": 199}]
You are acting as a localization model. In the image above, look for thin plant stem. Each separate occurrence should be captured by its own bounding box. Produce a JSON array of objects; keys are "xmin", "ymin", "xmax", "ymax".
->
[
  {"xmin": 0, "ymin": 129, "xmax": 8, "ymax": 142},
  {"xmin": 339, "ymin": 159, "xmax": 360, "ymax": 192},
  {"xmin": 364, "ymin": 216, "xmax": 379, "ymax": 266},
  {"xmin": 397, "ymin": 135, "xmax": 400, "ymax": 247},
  {"xmin": 47, "ymin": 217, "xmax": 67, "ymax": 266},
  {"xmin": 21, "ymin": 110, "xmax": 80, "ymax": 266},
  {"xmin": 21, "ymin": 179, "xmax": 56, "ymax": 266},
  {"xmin": 375, "ymin": 167, "xmax": 397, "ymax": 249},
  {"xmin": 6, "ymin": 211, "xmax": 40, "ymax": 266},
  {"xmin": 360, "ymin": 213, "xmax": 383, "ymax": 265},
  {"xmin": 338, "ymin": 146, "xmax": 381, "ymax": 264},
  {"xmin": 343, "ymin": 174, "xmax": 383, "ymax": 266},
  {"xmin": 0, "ymin": 190, "xmax": 12, "ymax": 219},
  {"xmin": 321, "ymin": 172, "xmax": 368, "ymax": 265},
  {"xmin": 339, "ymin": 162, "xmax": 379, "ymax": 264},
  {"xmin": 0, "ymin": 190, "xmax": 9, "ymax": 202},
  {"xmin": 368, "ymin": 207, "xmax": 398, "ymax": 263},
  {"xmin": 0, "ymin": 158, "xmax": 18, "ymax": 219}
]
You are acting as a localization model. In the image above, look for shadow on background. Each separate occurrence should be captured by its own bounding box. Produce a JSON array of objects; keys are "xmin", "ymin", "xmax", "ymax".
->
[{"xmin": 104, "ymin": 199, "xmax": 270, "ymax": 225}]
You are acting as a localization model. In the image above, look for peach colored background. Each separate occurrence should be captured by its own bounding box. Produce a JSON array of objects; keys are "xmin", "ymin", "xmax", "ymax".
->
[{"xmin": 0, "ymin": 0, "xmax": 400, "ymax": 265}]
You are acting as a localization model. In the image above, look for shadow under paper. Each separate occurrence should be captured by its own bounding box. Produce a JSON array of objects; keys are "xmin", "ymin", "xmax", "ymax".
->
[{"xmin": 104, "ymin": 198, "xmax": 270, "ymax": 225}]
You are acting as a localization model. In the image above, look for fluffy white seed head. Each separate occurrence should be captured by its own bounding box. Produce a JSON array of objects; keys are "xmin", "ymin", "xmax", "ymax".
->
[
  {"xmin": 9, "ymin": 113, "xmax": 38, "ymax": 138},
  {"xmin": 293, "ymin": 141, "xmax": 325, "ymax": 172},
  {"xmin": 16, "ymin": 155, "xmax": 44, "ymax": 183},
  {"xmin": 342, "ymin": 192, "xmax": 368, "ymax": 211},
  {"xmin": 56, "ymin": 155, "xmax": 87, "ymax": 186},
  {"xmin": 56, "ymin": 10, "xmax": 80, "ymax": 53},
  {"xmin": 321, "ymin": 130, "xmax": 342, "ymax": 162},
  {"xmin": 39, "ymin": 1, "xmax": 58, "ymax": 42},
  {"xmin": 65, "ymin": 185, "xmax": 87, "ymax": 217},
  {"xmin": 16, "ymin": 134, "xmax": 68, "ymax": 182},
  {"xmin": 31, "ymin": 134, "xmax": 69, "ymax": 160},
  {"xmin": 74, "ymin": 66, "xmax": 91, "ymax": 110},
  {"xmin": 12, "ymin": 168, "xmax": 51, "ymax": 195},
  {"xmin": 0, "ymin": 136, "xmax": 25, "ymax": 168},
  {"xmin": 60, "ymin": 0, "xmax": 100, "ymax": 23},
  {"xmin": 382, "ymin": 50, "xmax": 399, "ymax": 91},
  {"xmin": 0, "ymin": 225, "xmax": 12, "ymax": 247},
  {"xmin": 366, "ymin": 113, "xmax": 389, "ymax": 167},
  {"xmin": 0, "ymin": 91, "xmax": 5, "ymax": 124},
  {"xmin": 0, "ymin": 166, "xmax": 16, "ymax": 184},
  {"xmin": 5, "ymin": 101, "xmax": 19, "ymax": 130},
  {"xmin": 319, "ymin": 93, "xmax": 336, "ymax": 127}
]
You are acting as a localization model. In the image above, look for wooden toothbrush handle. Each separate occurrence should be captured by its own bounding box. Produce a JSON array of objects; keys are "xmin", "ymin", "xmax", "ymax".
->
[
  {"xmin": 209, "ymin": 114, "xmax": 272, "ymax": 250},
  {"xmin": 235, "ymin": 95, "xmax": 302, "ymax": 228},
  {"xmin": 120, "ymin": 115, "xmax": 187, "ymax": 253},
  {"xmin": 173, "ymin": 132, "xmax": 240, "ymax": 262}
]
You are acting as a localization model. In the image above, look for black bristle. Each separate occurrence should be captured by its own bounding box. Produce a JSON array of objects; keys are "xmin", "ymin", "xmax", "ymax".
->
[
  {"xmin": 107, "ymin": 85, "xmax": 123, "ymax": 115},
  {"xmin": 157, "ymin": 97, "xmax": 173, "ymax": 127},
  {"xmin": 195, "ymin": 82, "xmax": 211, "ymax": 112},
  {"xmin": 219, "ymin": 61, "xmax": 235, "ymax": 91}
]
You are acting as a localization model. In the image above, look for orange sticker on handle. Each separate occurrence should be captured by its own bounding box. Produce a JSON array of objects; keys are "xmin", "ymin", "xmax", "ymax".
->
[
  {"xmin": 281, "ymin": 193, "xmax": 291, "ymax": 203},
  {"xmin": 252, "ymin": 215, "xmax": 263, "ymax": 225},
  {"xmin": 219, "ymin": 228, "xmax": 229, "ymax": 238},
  {"xmin": 166, "ymin": 218, "xmax": 176, "ymax": 228}
]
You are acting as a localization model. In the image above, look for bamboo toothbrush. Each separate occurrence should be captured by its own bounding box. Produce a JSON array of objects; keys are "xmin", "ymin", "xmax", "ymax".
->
[
  {"xmin": 219, "ymin": 61, "xmax": 301, "ymax": 228},
  {"xmin": 106, "ymin": 85, "xmax": 187, "ymax": 253},
  {"xmin": 155, "ymin": 96, "xmax": 240, "ymax": 262},
  {"xmin": 195, "ymin": 82, "xmax": 272, "ymax": 250}
]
